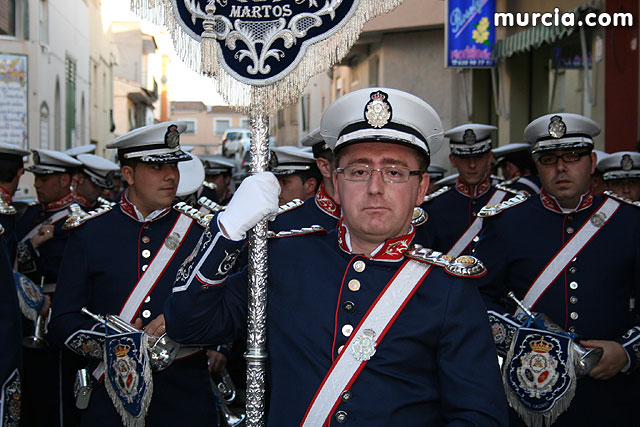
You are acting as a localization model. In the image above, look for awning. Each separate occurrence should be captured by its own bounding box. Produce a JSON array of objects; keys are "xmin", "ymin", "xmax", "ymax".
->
[{"xmin": 493, "ymin": 1, "xmax": 601, "ymax": 60}]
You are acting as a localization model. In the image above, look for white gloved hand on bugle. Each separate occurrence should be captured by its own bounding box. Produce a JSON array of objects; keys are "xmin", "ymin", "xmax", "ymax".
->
[{"xmin": 217, "ymin": 172, "xmax": 280, "ymax": 241}]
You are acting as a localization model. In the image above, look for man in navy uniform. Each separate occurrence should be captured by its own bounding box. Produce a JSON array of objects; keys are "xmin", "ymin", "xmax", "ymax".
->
[
  {"xmin": 598, "ymin": 151, "xmax": 640, "ymax": 201},
  {"xmin": 0, "ymin": 142, "xmax": 30, "ymax": 260},
  {"xmin": 74, "ymin": 154, "xmax": 120, "ymax": 209},
  {"xmin": 492, "ymin": 142, "xmax": 541, "ymax": 194},
  {"xmin": 270, "ymin": 129, "xmax": 341, "ymax": 232},
  {"xmin": 270, "ymin": 145, "xmax": 320, "ymax": 206},
  {"xmin": 421, "ymin": 124, "xmax": 514, "ymax": 256},
  {"xmin": 48, "ymin": 122, "xmax": 219, "ymax": 427},
  {"xmin": 13, "ymin": 149, "xmax": 84, "ymax": 427},
  {"xmin": 475, "ymin": 113, "xmax": 640, "ymax": 426},
  {"xmin": 426, "ymin": 163, "xmax": 447, "ymax": 193},
  {"xmin": 164, "ymin": 88, "xmax": 507, "ymax": 426},
  {"xmin": 200, "ymin": 155, "xmax": 237, "ymax": 205}
]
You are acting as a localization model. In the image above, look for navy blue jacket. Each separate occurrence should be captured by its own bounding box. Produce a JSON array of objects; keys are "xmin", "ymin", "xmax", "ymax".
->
[
  {"xmin": 165, "ymin": 219, "xmax": 508, "ymax": 426},
  {"xmin": 0, "ymin": 231, "xmax": 22, "ymax": 426},
  {"xmin": 421, "ymin": 177, "xmax": 508, "ymax": 255},
  {"xmin": 475, "ymin": 191, "xmax": 640, "ymax": 426},
  {"xmin": 270, "ymin": 184, "xmax": 340, "ymax": 232},
  {"xmin": 48, "ymin": 198, "xmax": 218, "ymax": 427}
]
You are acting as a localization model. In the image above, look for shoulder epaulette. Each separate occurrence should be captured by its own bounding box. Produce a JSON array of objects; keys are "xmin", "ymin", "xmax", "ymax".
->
[
  {"xmin": 404, "ymin": 244, "xmax": 486, "ymax": 278},
  {"xmin": 278, "ymin": 199, "xmax": 304, "ymax": 215},
  {"xmin": 494, "ymin": 182, "xmax": 529, "ymax": 196},
  {"xmin": 197, "ymin": 196, "xmax": 224, "ymax": 213},
  {"xmin": 412, "ymin": 206, "xmax": 428, "ymax": 226},
  {"xmin": 0, "ymin": 198, "xmax": 16, "ymax": 215},
  {"xmin": 604, "ymin": 190, "xmax": 640, "ymax": 208},
  {"xmin": 63, "ymin": 203, "xmax": 112, "ymax": 230},
  {"xmin": 173, "ymin": 202, "xmax": 214, "ymax": 227},
  {"xmin": 267, "ymin": 225, "xmax": 326, "ymax": 239},
  {"xmin": 477, "ymin": 192, "xmax": 529, "ymax": 218},
  {"xmin": 96, "ymin": 196, "xmax": 116, "ymax": 207},
  {"xmin": 202, "ymin": 181, "xmax": 217, "ymax": 190},
  {"xmin": 422, "ymin": 186, "xmax": 452, "ymax": 203},
  {"xmin": 490, "ymin": 174, "xmax": 505, "ymax": 182}
]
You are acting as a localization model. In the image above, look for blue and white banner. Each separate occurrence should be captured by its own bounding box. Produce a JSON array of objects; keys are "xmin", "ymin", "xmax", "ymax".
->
[{"xmin": 446, "ymin": 0, "xmax": 496, "ymax": 68}]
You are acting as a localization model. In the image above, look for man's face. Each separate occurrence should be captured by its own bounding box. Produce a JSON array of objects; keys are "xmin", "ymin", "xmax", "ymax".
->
[
  {"xmin": 34, "ymin": 173, "xmax": 71, "ymax": 204},
  {"xmin": 606, "ymin": 178, "xmax": 640, "ymax": 201},
  {"xmin": 77, "ymin": 174, "xmax": 103, "ymax": 204},
  {"xmin": 449, "ymin": 151, "xmax": 493, "ymax": 186},
  {"xmin": 123, "ymin": 163, "xmax": 180, "ymax": 212},
  {"xmin": 536, "ymin": 150, "xmax": 596, "ymax": 205},
  {"xmin": 277, "ymin": 173, "xmax": 315, "ymax": 205},
  {"xmin": 209, "ymin": 173, "xmax": 231, "ymax": 199},
  {"xmin": 333, "ymin": 142, "xmax": 429, "ymax": 246}
]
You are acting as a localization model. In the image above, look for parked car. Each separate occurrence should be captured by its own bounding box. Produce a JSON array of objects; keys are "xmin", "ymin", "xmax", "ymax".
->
[{"xmin": 221, "ymin": 128, "xmax": 251, "ymax": 159}]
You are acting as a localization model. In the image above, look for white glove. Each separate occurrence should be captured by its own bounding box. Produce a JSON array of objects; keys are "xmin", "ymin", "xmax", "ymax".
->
[{"xmin": 217, "ymin": 172, "xmax": 280, "ymax": 241}]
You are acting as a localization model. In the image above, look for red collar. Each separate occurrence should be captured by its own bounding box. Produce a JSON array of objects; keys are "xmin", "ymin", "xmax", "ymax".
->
[
  {"xmin": 119, "ymin": 191, "xmax": 171, "ymax": 222},
  {"xmin": 539, "ymin": 188, "xmax": 593, "ymax": 214},
  {"xmin": 315, "ymin": 183, "xmax": 340, "ymax": 219},
  {"xmin": 337, "ymin": 219, "xmax": 414, "ymax": 262},
  {"xmin": 455, "ymin": 175, "xmax": 491, "ymax": 198},
  {"xmin": 0, "ymin": 186, "xmax": 12, "ymax": 204},
  {"xmin": 74, "ymin": 192, "xmax": 92, "ymax": 209},
  {"xmin": 44, "ymin": 191, "xmax": 76, "ymax": 211}
]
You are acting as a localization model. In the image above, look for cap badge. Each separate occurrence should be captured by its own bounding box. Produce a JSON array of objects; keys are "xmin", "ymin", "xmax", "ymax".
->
[
  {"xmin": 164, "ymin": 232, "xmax": 181, "ymax": 250},
  {"xmin": 268, "ymin": 150, "xmax": 279, "ymax": 170},
  {"xmin": 548, "ymin": 115, "xmax": 567, "ymax": 139},
  {"xmin": 463, "ymin": 129, "xmax": 477, "ymax": 145},
  {"xmin": 364, "ymin": 90, "xmax": 392, "ymax": 129},
  {"xmin": 621, "ymin": 154, "xmax": 633, "ymax": 171},
  {"xmin": 33, "ymin": 152, "xmax": 41, "ymax": 165},
  {"xmin": 165, "ymin": 125, "xmax": 180, "ymax": 149}
]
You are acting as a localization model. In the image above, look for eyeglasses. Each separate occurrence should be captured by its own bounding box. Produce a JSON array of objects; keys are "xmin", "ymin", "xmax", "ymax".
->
[
  {"xmin": 336, "ymin": 164, "xmax": 422, "ymax": 183},
  {"xmin": 536, "ymin": 151, "xmax": 591, "ymax": 166}
]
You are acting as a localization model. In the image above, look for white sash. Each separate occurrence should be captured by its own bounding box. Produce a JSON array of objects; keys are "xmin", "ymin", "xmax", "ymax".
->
[
  {"xmin": 517, "ymin": 198, "xmax": 620, "ymax": 315},
  {"xmin": 301, "ymin": 259, "xmax": 433, "ymax": 426},
  {"xmin": 448, "ymin": 190, "xmax": 506, "ymax": 257},
  {"xmin": 19, "ymin": 208, "xmax": 70, "ymax": 243},
  {"xmin": 93, "ymin": 213, "xmax": 194, "ymax": 379}
]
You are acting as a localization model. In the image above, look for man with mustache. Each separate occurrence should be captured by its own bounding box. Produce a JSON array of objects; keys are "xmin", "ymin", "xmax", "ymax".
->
[
  {"xmin": 475, "ymin": 113, "xmax": 640, "ymax": 426},
  {"xmin": 164, "ymin": 88, "xmax": 507, "ymax": 425},
  {"xmin": 49, "ymin": 122, "xmax": 220, "ymax": 426}
]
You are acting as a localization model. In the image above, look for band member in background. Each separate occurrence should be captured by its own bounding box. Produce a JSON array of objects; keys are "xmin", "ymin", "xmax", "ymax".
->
[
  {"xmin": 598, "ymin": 151, "xmax": 640, "ymax": 201},
  {"xmin": 165, "ymin": 88, "xmax": 508, "ymax": 425},
  {"xmin": 49, "ymin": 122, "xmax": 219, "ymax": 426},
  {"xmin": 475, "ymin": 113, "xmax": 640, "ymax": 426}
]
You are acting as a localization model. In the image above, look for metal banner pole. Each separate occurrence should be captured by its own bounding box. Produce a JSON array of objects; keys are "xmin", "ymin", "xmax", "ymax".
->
[{"xmin": 245, "ymin": 110, "xmax": 270, "ymax": 426}]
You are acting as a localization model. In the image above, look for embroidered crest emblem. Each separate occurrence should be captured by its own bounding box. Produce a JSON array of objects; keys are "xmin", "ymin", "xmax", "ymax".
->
[
  {"xmin": 621, "ymin": 154, "xmax": 633, "ymax": 171},
  {"xmin": 364, "ymin": 90, "xmax": 392, "ymax": 128},
  {"xmin": 548, "ymin": 115, "xmax": 566, "ymax": 139},
  {"xmin": 268, "ymin": 150, "xmax": 279, "ymax": 170},
  {"xmin": 590, "ymin": 212, "xmax": 606, "ymax": 227},
  {"xmin": 217, "ymin": 249, "xmax": 241, "ymax": 276},
  {"xmin": 463, "ymin": 129, "xmax": 477, "ymax": 145},
  {"xmin": 164, "ymin": 124, "xmax": 180, "ymax": 149},
  {"xmin": 352, "ymin": 328, "xmax": 377, "ymax": 362},
  {"xmin": 2, "ymin": 369, "xmax": 21, "ymax": 427},
  {"xmin": 411, "ymin": 206, "xmax": 428, "ymax": 226},
  {"xmin": 32, "ymin": 151, "xmax": 41, "ymax": 165},
  {"xmin": 165, "ymin": 232, "xmax": 181, "ymax": 250}
]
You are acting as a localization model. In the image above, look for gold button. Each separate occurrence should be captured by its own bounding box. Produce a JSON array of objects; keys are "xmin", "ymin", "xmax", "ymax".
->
[
  {"xmin": 142, "ymin": 264, "xmax": 148, "ymax": 272},
  {"xmin": 142, "ymin": 249, "xmax": 151, "ymax": 258},
  {"xmin": 570, "ymin": 312, "xmax": 579, "ymax": 320},
  {"xmin": 142, "ymin": 236, "xmax": 150, "ymax": 244},
  {"xmin": 341, "ymin": 324, "xmax": 353, "ymax": 337},
  {"xmin": 142, "ymin": 309, "xmax": 151, "ymax": 319},
  {"xmin": 337, "ymin": 345, "xmax": 344, "ymax": 354},
  {"xmin": 353, "ymin": 260, "xmax": 365, "ymax": 273},
  {"xmin": 569, "ymin": 281, "xmax": 578, "ymax": 290},
  {"xmin": 566, "ymin": 227, "xmax": 574, "ymax": 234},
  {"xmin": 348, "ymin": 279, "xmax": 361, "ymax": 292}
]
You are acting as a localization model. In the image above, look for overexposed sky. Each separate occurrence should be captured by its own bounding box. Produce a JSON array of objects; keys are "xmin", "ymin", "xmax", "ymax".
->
[{"xmin": 102, "ymin": 0, "xmax": 226, "ymax": 106}]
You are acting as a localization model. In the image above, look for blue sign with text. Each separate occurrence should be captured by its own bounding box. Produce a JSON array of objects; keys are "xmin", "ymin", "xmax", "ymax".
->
[{"xmin": 446, "ymin": 0, "xmax": 496, "ymax": 68}]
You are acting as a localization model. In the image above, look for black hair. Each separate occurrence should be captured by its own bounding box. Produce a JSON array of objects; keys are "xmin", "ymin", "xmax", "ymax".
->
[{"xmin": 0, "ymin": 157, "xmax": 24, "ymax": 183}]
